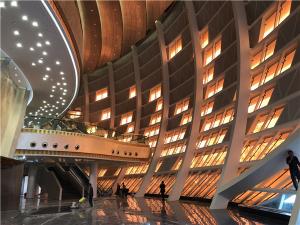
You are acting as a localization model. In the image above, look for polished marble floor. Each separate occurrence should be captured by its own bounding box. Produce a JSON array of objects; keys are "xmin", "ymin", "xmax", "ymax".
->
[{"xmin": 2, "ymin": 196, "xmax": 288, "ymax": 225}]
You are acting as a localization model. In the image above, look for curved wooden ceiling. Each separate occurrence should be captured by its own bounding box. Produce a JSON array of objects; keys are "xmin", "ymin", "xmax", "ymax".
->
[{"xmin": 53, "ymin": 0, "xmax": 172, "ymax": 73}]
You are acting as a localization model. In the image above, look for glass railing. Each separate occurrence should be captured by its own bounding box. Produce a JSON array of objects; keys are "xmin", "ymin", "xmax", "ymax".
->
[{"xmin": 23, "ymin": 116, "xmax": 148, "ymax": 144}]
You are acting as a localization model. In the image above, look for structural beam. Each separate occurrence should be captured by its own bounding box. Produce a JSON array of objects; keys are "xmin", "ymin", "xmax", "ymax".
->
[
  {"xmin": 168, "ymin": 1, "xmax": 204, "ymax": 201},
  {"xmin": 112, "ymin": 168, "xmax": 126, "ymax": 194},
  {"xmin": 108, "ymin": 62, "xmax": 116, "ymax": 129},
  {"xmin": 83, "ymin": 74, "xmax": 90, "ymax": 122},
  {"xmin": 89, "ymin": 162, "xmax": 98, "ymax": 198},
  {"xmin": 135, "ymin": 21, "xmax": 170, "ymax": 197},
  {"xmin": 210, "ymin": 1, "xmax": 250, "ymax": 209},
  {"xmin": 131, "ymin": 45, "xmax": 142, "ymax": 135},
  {"xmin": 289, "ymin": 186, "xmax": 300, "ymax": 225}
]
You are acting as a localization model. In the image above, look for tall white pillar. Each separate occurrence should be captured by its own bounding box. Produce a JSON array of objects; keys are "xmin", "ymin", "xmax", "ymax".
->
[
  {"xmin": 89, "ymin": 162, "xmax": 98, "ymax": 198},
  {"xmin": 210, "ymin": 1, "xmax": 250, "ymax": 209},
  {"xmin": 27, "ymin": 165, "xmax": 38, "ymax": 199},
  {"xmin": 289, "ymin": 188, "xmax": 300, "ymax": 225}
]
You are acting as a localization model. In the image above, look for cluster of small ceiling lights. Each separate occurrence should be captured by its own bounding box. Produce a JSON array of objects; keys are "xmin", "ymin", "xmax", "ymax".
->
[{"xmin": 5, "ymin": 1, "xmax": 71, "ymax": 121}]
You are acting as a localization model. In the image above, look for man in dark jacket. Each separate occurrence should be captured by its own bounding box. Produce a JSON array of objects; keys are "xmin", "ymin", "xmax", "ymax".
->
[
  {"xmin": 88, "ymin": 183, "xmax": 94, "ymax": 207},
  {"xmin": 160, "ymin": 181, "xmax": 166, "ymax": 201},
  {"xmin": 286, "ymin": 150, "xmax": 300, "ymax": 190}
]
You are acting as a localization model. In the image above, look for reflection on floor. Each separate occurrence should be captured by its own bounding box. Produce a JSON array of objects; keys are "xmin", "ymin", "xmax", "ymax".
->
[{"xmin": 2, "ymin": 196, "xmax": 288, "ymax": 225}]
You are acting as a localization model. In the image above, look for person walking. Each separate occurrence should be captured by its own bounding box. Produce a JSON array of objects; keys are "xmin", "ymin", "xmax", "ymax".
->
[
  {"xmin": 88, "ymin": 183, "xmax": 94, "ymax": 207},
  {"xmin": 286, "ymin": 150, "xmax": 300, "ymax": 190},
  {"xmin": 159, "ymin": 181, "xmax": 166, "ymax": 201}
]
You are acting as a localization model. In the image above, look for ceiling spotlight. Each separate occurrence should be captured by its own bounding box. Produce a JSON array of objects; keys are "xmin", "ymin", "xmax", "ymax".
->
[
  {"xmin": 38, "ymin": 33, "xmax": 43, "ymax": 37},
  {"xmin": 46, "ymin": 67, "xmax": 51, "ymax": 71},
  {"xmin": 59, "ymin": 97, "xmax": 63, "ymax": 100},
  {"xmin": 16, "ymin": 42, "xmax": 22, "ymax": 48},
  {"xmin": 14, "ymin": 73, "xmax": 18, "ymax": 77},
  {"xmin": 56, "ymin": 101, "xmax": 59, "ymax": 104},
  {"xmin": 62, "ymin": 99, "xmax": 66, "ymax": 102},
  {"xmin": 59, "ymin": 87, "xmax": 63, "ymax": 90},
  {"xmin": 42, "ymin": 51, "xmax": 47, "ymax": 56},
  {"xmin": 31, "ymin": 62, "xmax": 36, "ymax": 66},
  {"xmin": 38, "ymin": 59, "xmax": 43, "ymax": 64},
  {"xmin": 45, "ymin": 40, "xmax": 50, "ymax": 45},
  {"xmin": 36, "ymin": 42, "xmax": 42, "ymax": 47},
  {"xmin": 45, "ymin": 74, "xmax": 49, "ymax": 78},
  {"xmin": 63, "ymin": 93, "xmax": 66, "ymax": 95},
  {"xmin": 55, "ymin": 61, "xmax": 60, "ymax": 65},
  {"xmin": 63, "ymin": 83, "xmax": 67, "ymax": 86},
  {"xmin": 11, "ymin": 1, "xmax": 18, "ymax": 7},
  {"xmin": 22, "ymin": 15, "xmax": 28, "ymax": 21},
  {"xmin": 52, "ymin": 85, "xmax": 56, "ymax": 89},
  {"xmin": 62, "ymin": 103, "xmax": 65, "ymax": 105},
  {"xmin": 61, "ymin": 77, "xmax": 65, "ymax": 80},
  {"xmin": 50, "ymin": 95, "xmax": 53, "ymax": 98},
  {"xmin": 42, "ymin": 77, "xmax": 47, "ymax": 81},
  {"xmin": 13, "ymin": 30, "xmax": 20, "ymax": 36},
  {"xmin": 43, "ymin": 100, "xmax": 46, "ymax": 104},
  {"xmin": 63, "ymin": 89, "xmax": 67, "ymax": 92},
  {"xmin": 51, "ymin": 89, "xmax": 55, "ymax": 92},
  {"xmin": 57, "ymin": 82, "xmax": 61, "ymax": 86},
  {"xmin": 18, "ymin": 80, "xmax": 21, "ymax": 83},
  {"xmin": 0, "ymin": 2, "xmax": 5, "ymax": 8},
  {"xmin": 60, "ymin": 71, "xmax": 64, "ymax": 75},
  {"xmin": 30, "ymin": 47, "xmax": 34, "ymax": 51},
  {"xmin": 29, "ymin": 112, "xmax": 32, "ymax": 115},
  {"xmin": 32, "ymin": 21, "xmax": 38, "ymax": 27}
]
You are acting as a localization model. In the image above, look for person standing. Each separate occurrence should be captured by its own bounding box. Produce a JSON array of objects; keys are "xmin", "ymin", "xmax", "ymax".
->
[
  {"xmin": 88, "ymin": 183, "xmax": 94, "ymax": 207},
  {"xmin": 116, "ymin": 183, "xmax": 121, "ymax": 196},
  {"xmin": 159, "ymin": 181, "xmax": 166, "ymax": 201},
  {"xmin": 286, "ymin": 150, "xmax": 300, "ymax": 190}
]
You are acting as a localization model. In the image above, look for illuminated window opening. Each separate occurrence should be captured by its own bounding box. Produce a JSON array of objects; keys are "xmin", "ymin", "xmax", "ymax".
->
[
  {"xmin": 101, "ymin": 108, "xmax": 111, "ymax": 121},
  {"xmin": 126, "ymin": 124, "xmax": 134, "ymax": 133},
  {"xmin": 156, "ymin": 98, "xmax": 163, "ymax": 111},
  {"xmin": 68, "ymin": 108, "xmax": 82, "ymax": 119},
  {"xmin": 203, "ymin": 65, "xmax": 214, "ymax": 84},
  {"xmin": 251, "ymin": 39, "xmax": 276, "ymax": 69},
  {"xmin": 149, "ymin": 85, "xmax": 161, "ymax": 102},
  {"xmin": 168, "ymin": 35, "xmax": 182, "ymax": 60},
  {"xmin": 197, "ymin": 129, "xmax": 227, "ymax": 148},
  {"xmin": 180, "ymin": 111, "xmax": 192, "ymax": 126},
  {"xmin": 129, "ymin": 85, "xmax": 136, "ymax": 99},
  {"xmin": 164, "ymin": 128, "xmax": 186, "ymax": 144},
  {"xmin": 149, "ymin": 113, "xmax": 162, "ymax": 125},
  {"xmin": 205, "ymin": 78, "xmax": 224, "ymax": 99},
  {"xmin": 120, "ymin": 112, "xmax": 133, "ymax": 125},
  {"xmin": 144, "ymin": 125, "xmax": 160, "ymax": 137},
  {"xmin": 98, "ymin": 169, "xmax": 107, "ymax": 177},
  {"xmin": 203, "ymin": 37, "xmax": 222, "ymax": 66},
  {"xmin": 148, "ymin": 138, "xmax": 157, "ymax": 148},
  {"xmin": 200, "ymin": 28, "xmax": 209, "ymax": 49},
  {"xmin": 201, "ymin": 101, "xmax": 214, "ymax": 116},
  {"xmin": 248, "ymin": 88, "xmax": 274, "ymax": 113},
  {"xmin": 95, "ymin": 87, "xmax": 108, "ymax": 101},
  {"xmin": 175, "ymin": 98, "xmax": 189, "ymax": 115},
  {"xmin": 260, "ymin": 1, "xmax": 292, "ymax": 41}
]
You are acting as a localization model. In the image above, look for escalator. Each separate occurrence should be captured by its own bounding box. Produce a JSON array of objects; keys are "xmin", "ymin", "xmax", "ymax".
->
[{"xmin": 48, "ymin": 164, "xmax": 83, "ymax": 200}]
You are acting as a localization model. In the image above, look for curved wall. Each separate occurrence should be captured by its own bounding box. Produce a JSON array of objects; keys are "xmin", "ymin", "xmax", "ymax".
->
[{"xmin": 71, "ymin": 1, "xmax": 300, "ymax": 207}]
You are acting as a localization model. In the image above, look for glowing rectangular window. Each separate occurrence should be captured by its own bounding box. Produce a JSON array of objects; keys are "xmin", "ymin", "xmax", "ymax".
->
[
  {"xmin": 201, "ymin": 101, "xmax": 214, "ymax": 116},
  {"xmin": 101, "ymin": 108, "xmax": 111, "ymax": 120},
  {"xmin": 263, "ymin": 12, "xmax": 276, "ymax": 39},
  {"xmin": 205, "ymin": 78, "xmax": 224, "ymax": 99},
  {"xmin": 203, "ymin": 37, "xmax": 221, "ymax": 66},
  {"xmin": 264, "ymin": 62, "xmax": 278, "ymax": 83},
  {"xmin": 200, "ymin": 28, "xmax": 209, "ymax": 49},
  {"xmin": 258, "ymin": 88, "xmax": 273, "ymax": 109},
  {"xmin": 175, "ymin": 98, "xmax": 189, "ymax": 115},
  {"xmin": 251, "ymin": 52, "xmax": 262, "ymax": 69},
  {"xmin": 265, "ymin": 107, "xmax": 284, "ymax": 129},
  {"xmin": 203, "ymin": 66, "xmax": 214, "ymax": 84},
  {"xmin": 120, "ymin": 112, "xmax": 133, "ymax": 125},
  {"xmin": 248, "ymin": 96, "xmax": 260, "ymax": 113},
  {"xmin": 164, "ymin": 128, "xmax": 186, "ymax": 144},
  {"xmin": 126, "ymin": 124, "xmax": 134, "ymax": 133},
  {"xmin": 149, "ymin": 138, "xmax": 157, "ymax": 148},
  {"xmin": 213, "ymin": 113, "xmax": 222, "ymax": 128},
  {"xmin": 68, "ymin": 110, "xmax": 82, "ymax": 119},
  {"xmin": 144, "ymin": 125, "xmax": 160, "ymax": 137},
  {"xmin": 222, "ymin": 108, "xmax": 234, "ymax": 124},
  {"xmin": 129, "ymin": 85, "xmax": 136, "ymax": 99},
  {"xmin": 214, "ymin": 39, "xmax": 222, "ymax": 58},
  {"xmin": 251, "ymin": 74, "xmax": 262, "ymax": 90},
  {"xmin": 149, "ymin": 85, "xmax": 161, "ymax": 102},
  {"xmin": 180, "ymin": 111, "xmax": 192, "ymax": 126},
  {"xmin": 251, "ymin": 39, "xmax": 276, "ymax": 69},
  {"xmin": 168, "ymin": 36, "xmax": 182, "ymax": 60},
  {"xmin": 149, "ymin": 113, "xmax": 162, "ymax": 125},
  {"xmin": 156, "ymin": 98, "xmax": 163, "ymax": 111},
  {"xmin": 279, "ymin": 49, "xmax": 295, "ymax": 74},
  {"xmin": 96, "ymin": 88, "xmax": 108, "ymax": 101},
  {"xmin": 264, "ymin": 40, "xmax": 276, "ymax": 61},
  {"xmin": 203, "ymin": 117, "xmax": 213, "ymax": 131}
]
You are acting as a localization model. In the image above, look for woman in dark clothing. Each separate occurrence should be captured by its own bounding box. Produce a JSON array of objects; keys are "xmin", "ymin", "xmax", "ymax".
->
[
  {"xmin": 160, "ymin": 181, "xmax": 166, "ymax": 201},
  {"xmin": 88, "ymin": 183, "xmax": 94, "ymax": 207}
]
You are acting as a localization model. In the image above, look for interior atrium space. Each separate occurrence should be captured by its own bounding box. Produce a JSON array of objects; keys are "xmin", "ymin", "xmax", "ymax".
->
[{"xmin": 1, "ymin": 1, "xmax": 300, "ymax": 224}]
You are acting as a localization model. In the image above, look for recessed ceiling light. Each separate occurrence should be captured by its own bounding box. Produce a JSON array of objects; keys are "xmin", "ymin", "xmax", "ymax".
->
[
  {"xmin": 51, "ymin": 89, "xmax": 55, "ymax": 92},
  {"xmin": 59, "ymin": 97, "xmax": 63, "ymax": 100},
  {"xmin": 57, "ymin": 82, "xmax": 61, "ymax": 86},
  {"xmin": 22, "ymin": 15, "xmax": 28, "ymax": 21},
  {"xmin": 45, "ymin": 74, "xmax": 49, "ymax": 78},
  {"xmin": 63, "ymin": 83, "xmax": 67, "ymax": 86},
  {"xmin": 38, "ymin": 33, "xmax": 43, "ymax": 37},
  {"xmin": 63, "ymin": 89, "xmax": 67, "ymax": 92},
  {"xmin": 32, "ymin": 21, "xmax": 38, "ymax": 27},
  {"xmin": 42, "ymin": 77, "xmax": 47, "ymax": 81},
  {"xmin": 62, "ymin": 99, "xmax": 66, "ymax": 102},
  {"xmin": 18, "ymin": 80, "xmax": 21, "ymax": 83},
  {"xmin": 11, "ymin": 1, "xmax": 18, "ymax": 7},
  {"xmin": 60, "ymin": 71, "xmax": 64, "ymax": 75},
  {"xmin": 62, "ymin": 103, "xmax": 65, "ymax": 105},
  {"xmin": 14, "ymin": 73, "xmax": 18, "ymax": 77},
  {"xmin": 13, "ymin": 30, "xmax": 20, "ymax": 36},
  {"xmin": 42, "ymin": 51, "xmax": 47, "ymax": 56},
  {"xmin": 62, "ymin": 93, "xmax": 66, "ymax": 95},
  {"xmin": 59, "ymin": 87, "xmax": 63, "ymax": 90},
  {"xmin": 50, "ymin": 95, "xmax": 53, "ymax": 98},
  {"xmin": 31, "ymin": 62, "xmax": 36, "ymax": 66},
  {"xmin": 43, "ymin": 100, "xmax": 46, "ymax": 103},
  {"xmin": 56, "ymin": 101, "xmax": 59, "ymax": 104},
  {"xmin": 38, "ymin": 59, "xmax": 43, "ymax": 64},
  {"xmin": 29, "ymin": 112, "xmax": 32, "ymax": 115},
  {"xmin": 0, "ymin": 2, "xmax": 5, "ymax": 8},
  {"xmin": 45, "ymin": 40, "xmax": 50, "ymax": 45},
  {"xmin": 55, "ymin": 61, "xmax": 60, "ymax": 65},
  {"xmin": 29, "ymin": 47, "xmax": 34, "ymax": 51},
  {"xmin": 52, "ymin": 86, "xmax": 56, "ymax": 89},
  {"xmin": 61, "ymin": 77, "xmax": 65, "ymax": 80},
  {"xmin": 36, "ymin": 42, "xmax": 42, "ymax": 47},
  {"xmin": 16, "ymin": 42, "xmax": 22, "ymax": 48},
  {"xmin": 46, "ymin": 67, "xmax": 51, "ymax": 71}
]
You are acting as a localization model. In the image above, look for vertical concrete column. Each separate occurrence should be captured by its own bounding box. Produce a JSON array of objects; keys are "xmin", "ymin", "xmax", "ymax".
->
[
  {"xmin": 83, "ymin": 74, "xmax": 90, "ymax": 122},
  {"xmin": 135, "ymin": 20, "xmax": 170, "ymax": 197},
  {"xmin": 210, "ymin": 1, "xmax": 250, "ymax": 209},
  {"xmin": 112, "ymin": 168, "xmax": 126, "ymax": 194},
  {"xmin": 289, "ymin": 187, "xmax": 300, "ymax": 225},
  {"xmin": 131, "ymin": 45, "xmax": 142, "ymax": 135},
  {"xmin": 27, "ymin": 165, "xmax": 38, "ymax": 199},
  {"xmin": 108, "ymin": 62, "xmax": 115, "ymax": 129},
  {"xmin": 168, "ymin": 1, "xmax": 204, "ymax": 201},
  {"xmin": 89, "ymin": 162, "xmax": 98, "ymax": 198}
]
